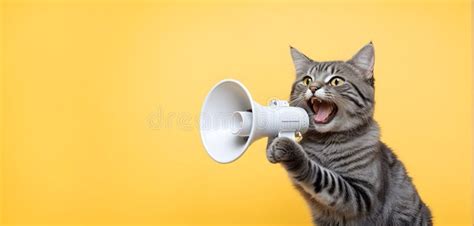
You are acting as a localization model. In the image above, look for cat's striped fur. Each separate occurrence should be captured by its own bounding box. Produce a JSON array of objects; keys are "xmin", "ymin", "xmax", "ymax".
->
[{"xmin": 266, "ymin": 43, "xmax": 432, "ymax": 225}]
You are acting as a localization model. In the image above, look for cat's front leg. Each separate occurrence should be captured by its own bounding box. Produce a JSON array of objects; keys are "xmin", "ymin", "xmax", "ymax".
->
[
  {"xmin": 267, "ymin": 137, "xmax": 376, "ymax": 218},
  {"xmin": 266, "ymin": 137, "xmax": 308, "ymax": 170}
]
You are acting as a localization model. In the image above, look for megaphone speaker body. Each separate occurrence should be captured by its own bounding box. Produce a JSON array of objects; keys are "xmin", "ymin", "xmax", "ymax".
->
[{"xmin": 200, "ymin": 79, "xmax": 309, "ymax": 163}]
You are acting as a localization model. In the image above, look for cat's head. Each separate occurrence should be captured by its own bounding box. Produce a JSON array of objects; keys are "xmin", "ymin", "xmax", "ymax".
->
[{"xmin": 289, "ymin": 43, "xmax": 375, "ymax": 133}]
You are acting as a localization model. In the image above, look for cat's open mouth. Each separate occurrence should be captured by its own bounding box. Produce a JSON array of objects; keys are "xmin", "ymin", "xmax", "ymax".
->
[{"xmin": 308, "ymin": 97, "xmax": 338, "ymax": 124}]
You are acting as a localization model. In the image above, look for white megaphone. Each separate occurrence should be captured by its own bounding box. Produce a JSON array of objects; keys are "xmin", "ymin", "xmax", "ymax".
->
[{"xmin": 200, "ymin": 79, "xmax": 309, "ymax": 163}]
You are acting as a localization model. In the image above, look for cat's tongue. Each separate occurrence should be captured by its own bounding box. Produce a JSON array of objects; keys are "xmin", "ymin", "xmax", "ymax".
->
[{"xmin": 313, "ymin": 102, "xmax": 334, "ymax": 123}]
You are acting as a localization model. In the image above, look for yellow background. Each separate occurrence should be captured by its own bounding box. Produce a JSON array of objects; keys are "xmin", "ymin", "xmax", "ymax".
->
[{"xmin": 1, "ymin": 0, "xmax": 472, "ymax": 225}]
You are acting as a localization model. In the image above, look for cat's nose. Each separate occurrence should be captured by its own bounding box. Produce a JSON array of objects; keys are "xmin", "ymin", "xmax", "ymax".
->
[{"xmin": 309, "ymin": 83, "xmax": 322, "ymax": 94}]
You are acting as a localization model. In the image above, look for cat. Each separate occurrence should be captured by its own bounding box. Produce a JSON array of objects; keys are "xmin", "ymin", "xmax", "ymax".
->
[{"xmin": 266, "ymin": 42, "xmax": 432, "ymax": 226}]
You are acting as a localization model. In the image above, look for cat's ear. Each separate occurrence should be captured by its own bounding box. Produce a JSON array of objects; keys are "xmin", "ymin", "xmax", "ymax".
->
[
  {"xmin": 348, "ymin": 42, "xmax": 375, "ymax": 79},
  {"xmin": 290, "ymin": 46, "xmax": 313, "ymax": 76}
]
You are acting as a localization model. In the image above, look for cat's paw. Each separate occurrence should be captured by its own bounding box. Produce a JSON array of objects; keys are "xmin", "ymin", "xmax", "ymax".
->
[{"xmin": 266, "ymin": 137, "xmax": 302, "ymax": 164}]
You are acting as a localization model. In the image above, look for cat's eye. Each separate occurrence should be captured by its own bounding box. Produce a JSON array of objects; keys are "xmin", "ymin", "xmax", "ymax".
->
[
  {"xmin": 302, "ymin": 76, "xmax": 313, "ymax": 86},
  {"xmin": 329, "ymin": 77, "xmax": 345, "ymax": 87}
]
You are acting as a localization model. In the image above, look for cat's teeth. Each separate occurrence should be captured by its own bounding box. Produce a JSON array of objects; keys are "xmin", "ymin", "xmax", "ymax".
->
[
  {"xmin": 311, "ymin": 98, "xmax": 315, "ymax": 104},
  {"xmin": 318, "ymin": 99, "xmax": 322, "ymax": 103}
]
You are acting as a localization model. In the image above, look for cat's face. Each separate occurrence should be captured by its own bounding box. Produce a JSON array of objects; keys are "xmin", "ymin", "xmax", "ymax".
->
[{"xmin": 289, "ymin": 43, "xmax": 375, "ymax": 133}]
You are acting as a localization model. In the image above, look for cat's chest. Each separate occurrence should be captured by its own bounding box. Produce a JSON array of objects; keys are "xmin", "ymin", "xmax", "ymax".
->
[{"xmin": 300, "ymin": 141, "xmax": 334, "ymax": 167}]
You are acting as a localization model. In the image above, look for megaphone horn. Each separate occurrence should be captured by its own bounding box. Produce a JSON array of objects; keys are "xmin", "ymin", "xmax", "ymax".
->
[{"xmin": 200, "ymin": 79, "xmax": 309, "ymax": 163}]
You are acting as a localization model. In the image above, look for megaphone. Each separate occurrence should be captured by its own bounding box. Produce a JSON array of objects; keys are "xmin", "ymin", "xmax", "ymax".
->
[{"xmin": 200, "ymin": 79, "xmax": 309, "ymax": 163}]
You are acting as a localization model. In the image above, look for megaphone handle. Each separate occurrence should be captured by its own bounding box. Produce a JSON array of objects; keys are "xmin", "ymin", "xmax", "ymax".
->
[{"xmin": 278, "ymin": 131, "xmax": 295, "ymax": 140}]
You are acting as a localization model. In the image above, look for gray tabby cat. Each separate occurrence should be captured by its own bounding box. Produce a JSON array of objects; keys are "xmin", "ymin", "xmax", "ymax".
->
[{"xmin": 266, "ymin": 43, "xmax": 432, "ymax": 225}]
